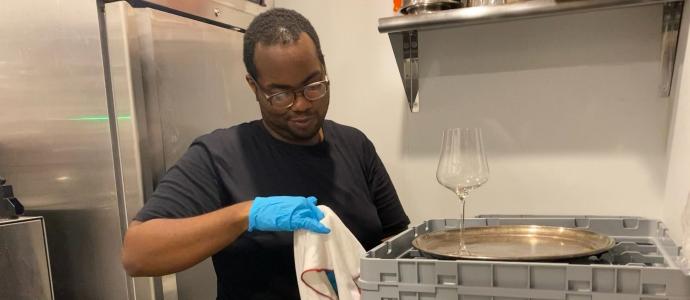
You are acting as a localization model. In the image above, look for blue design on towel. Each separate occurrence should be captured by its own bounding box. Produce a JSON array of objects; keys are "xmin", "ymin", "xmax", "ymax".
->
[{"xmin": 326, "ymin": 270, "xmax": 338, "ymax": 295}]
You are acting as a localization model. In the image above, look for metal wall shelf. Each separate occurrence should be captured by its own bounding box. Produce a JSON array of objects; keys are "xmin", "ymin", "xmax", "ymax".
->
[
  {"xmin": 106, "ymin": 0, "xmax": 274, "ymax": 31},
  {"xmin": 379, "ymin": 0, "xmax": 684, "ymax": 112}
]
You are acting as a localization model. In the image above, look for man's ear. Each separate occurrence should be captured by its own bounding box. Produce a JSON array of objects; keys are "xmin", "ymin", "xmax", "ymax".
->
[
  {"xmin": 246, "ymin": 74, "xmax": 258, "ymax": 92},
  {"xmin": 245, "ymin": 74, "xmax": 259, "ymax": 102}
]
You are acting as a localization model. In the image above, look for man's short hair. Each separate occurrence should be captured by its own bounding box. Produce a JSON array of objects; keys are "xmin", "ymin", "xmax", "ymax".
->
[{"xmin": 243, "ymin": 8, "xmax": 325, "ymax": 80}]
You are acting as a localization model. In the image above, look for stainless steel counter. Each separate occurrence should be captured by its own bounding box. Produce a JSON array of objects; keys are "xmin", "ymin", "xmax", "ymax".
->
[{"xmin": 0, "ymin": 216, "xmax": 53, "ymax": 300}]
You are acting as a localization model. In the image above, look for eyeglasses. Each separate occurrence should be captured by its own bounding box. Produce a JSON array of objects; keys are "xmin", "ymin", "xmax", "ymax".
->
[{"xmin": 251, "ymin": 75, "xmax": 330, "ymax": 110}]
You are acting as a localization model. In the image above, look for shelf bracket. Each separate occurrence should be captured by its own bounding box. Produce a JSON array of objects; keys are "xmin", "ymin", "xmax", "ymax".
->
[
  {"xmin": 661, "ymin": 1, "xmax": 684, "ymax": 96},
  {"xmin": 390, "ymin": 30, "xmax": 420, "ymax": 112}
]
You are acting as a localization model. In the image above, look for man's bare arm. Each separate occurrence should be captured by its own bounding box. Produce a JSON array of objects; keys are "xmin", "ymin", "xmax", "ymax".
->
[{"xmin": 121, "ymin": 201, "xmax": 252, "ymax": 276}]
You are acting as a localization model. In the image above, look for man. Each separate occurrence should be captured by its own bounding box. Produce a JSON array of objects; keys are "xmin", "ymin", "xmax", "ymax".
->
[{"xmin": 121, "ymin": 8, "xmax": 409, "ymax": 299}]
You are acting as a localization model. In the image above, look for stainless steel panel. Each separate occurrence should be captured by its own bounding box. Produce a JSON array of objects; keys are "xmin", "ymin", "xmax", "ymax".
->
[
  {"xmin": 104, "ymin": 2, "xmax": 258, "ymax": 299},
  {"xmin": 0, "ymin": 0, "xmax": 130, "ymax": 299},
  {"xmin": 105, "ymin": 2, "xmax": 157, "ymax": 299},
  {"xmin": 142, "ymin": 8, "xmax": 257, "ymax": 167},
  {"xmin": 126, "ymin": 0, "xmax": 273, "ymax": 31},
  {"xmin": 0, "ymin": 217, "xmax": 53, "ymax": 300}
]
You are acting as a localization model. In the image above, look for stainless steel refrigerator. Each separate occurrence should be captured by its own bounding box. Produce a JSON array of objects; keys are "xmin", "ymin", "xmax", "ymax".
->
[{"xmin": 0, "ymin": 0, "xmax": 268, "ymax": 299}]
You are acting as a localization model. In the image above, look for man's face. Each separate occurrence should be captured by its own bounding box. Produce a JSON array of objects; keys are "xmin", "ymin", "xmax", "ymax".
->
[{"xmin": 248, "ymin": 32, "xmax": 329, "ymax": 145}]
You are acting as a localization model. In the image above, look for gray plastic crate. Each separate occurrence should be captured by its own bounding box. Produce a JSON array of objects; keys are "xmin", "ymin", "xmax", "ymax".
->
[{"xmin": 359, "ymin": 215, "xmax": 690, "ymax": 300}]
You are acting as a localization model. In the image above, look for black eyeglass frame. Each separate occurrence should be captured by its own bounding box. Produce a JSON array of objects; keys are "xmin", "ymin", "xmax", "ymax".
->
[{"xmin": 250, "ymin": 74, "xmax": 330, "ymax": 110}]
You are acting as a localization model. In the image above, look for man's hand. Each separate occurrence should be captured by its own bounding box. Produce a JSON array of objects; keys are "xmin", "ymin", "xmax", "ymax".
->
[{"xmin": 248, "ymin": 196, "xmax": 330, "ymax": 233}]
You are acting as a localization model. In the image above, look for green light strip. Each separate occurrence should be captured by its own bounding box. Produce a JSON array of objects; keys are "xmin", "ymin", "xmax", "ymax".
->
[{"xmin": 68, "ymin": 115, "xmax": 132, "ymax": 121}]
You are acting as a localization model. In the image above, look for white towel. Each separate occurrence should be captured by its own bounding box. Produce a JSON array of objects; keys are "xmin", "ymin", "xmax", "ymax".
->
[{"xmin": 293, "ymin": 205, "xmax": 365, "ymax": 300}]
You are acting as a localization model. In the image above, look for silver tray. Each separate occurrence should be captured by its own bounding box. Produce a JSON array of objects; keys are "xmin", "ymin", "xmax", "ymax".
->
[{"xmin": 411, "ymin": 225, "xmax": 616, "ymax": 261}]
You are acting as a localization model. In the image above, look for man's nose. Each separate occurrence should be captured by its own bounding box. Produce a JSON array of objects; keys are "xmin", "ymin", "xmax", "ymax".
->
[{"xmin": 290, "ymin": 92, "xmax": 312, "ymax": 112}]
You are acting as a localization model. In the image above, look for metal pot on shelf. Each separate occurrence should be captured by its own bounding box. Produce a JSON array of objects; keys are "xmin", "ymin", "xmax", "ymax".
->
[
  {"xmin": 400, "ymin": 0, "xmax": 463, "ymax": 15},
  {"xmin": 400, "ymin": 0, "xmax": 531, "ymax": 15},
  {"xmin": 466, "ymin": 0, "xmax": 527, "ymax": 6}
]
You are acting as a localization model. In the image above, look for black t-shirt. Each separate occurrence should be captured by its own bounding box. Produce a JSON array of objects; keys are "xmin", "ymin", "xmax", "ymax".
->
[{"xmin": 134, "ymin": 119, "xmax": 410, "ymax": 300}]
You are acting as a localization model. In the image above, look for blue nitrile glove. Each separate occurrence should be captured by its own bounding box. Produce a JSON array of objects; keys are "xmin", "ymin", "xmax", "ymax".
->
[{"xmin": 248, "ymin": 196, "xmax": 331, "ymax": 234}]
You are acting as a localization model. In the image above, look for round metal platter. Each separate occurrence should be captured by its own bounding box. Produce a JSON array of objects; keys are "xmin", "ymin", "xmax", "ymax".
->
[{"xmin": 412, "ymin": 225, "xmax": 616, "ymax": 261}]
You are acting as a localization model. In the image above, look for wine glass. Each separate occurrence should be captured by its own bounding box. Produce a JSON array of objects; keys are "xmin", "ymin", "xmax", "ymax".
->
[{"xmin": 436, "ymin": 128, "xmax": 489, "ymax": 255}]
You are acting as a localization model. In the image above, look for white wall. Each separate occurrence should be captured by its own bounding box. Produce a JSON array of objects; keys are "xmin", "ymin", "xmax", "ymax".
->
[
  {"xmin": 277, "ymin": 1, "xmax": 681, "ymax": 238},
  {"xmin": 411, "ymin": 7, "xmax": 668, "ymax": 223}
]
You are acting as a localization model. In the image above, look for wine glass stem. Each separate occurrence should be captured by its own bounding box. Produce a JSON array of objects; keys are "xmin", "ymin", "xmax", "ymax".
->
[{"xmin": 458, "ymin": 194, "xmax": 468, "ymax": 254}]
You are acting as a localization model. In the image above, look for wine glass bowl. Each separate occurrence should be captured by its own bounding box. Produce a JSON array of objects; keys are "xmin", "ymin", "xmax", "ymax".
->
[{"xmin": 436, "ymin": 128, "xmax": 489, "ymax": 198}]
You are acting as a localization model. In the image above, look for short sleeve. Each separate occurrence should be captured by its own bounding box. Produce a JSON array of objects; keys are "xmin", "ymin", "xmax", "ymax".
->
[
  {"xmin": 363, "ymin": 138, "xmax": 410, "ymax": 237},
  {"xmin": 134, "ymin": 143, "xmax": 224, "ymax": 222}
]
